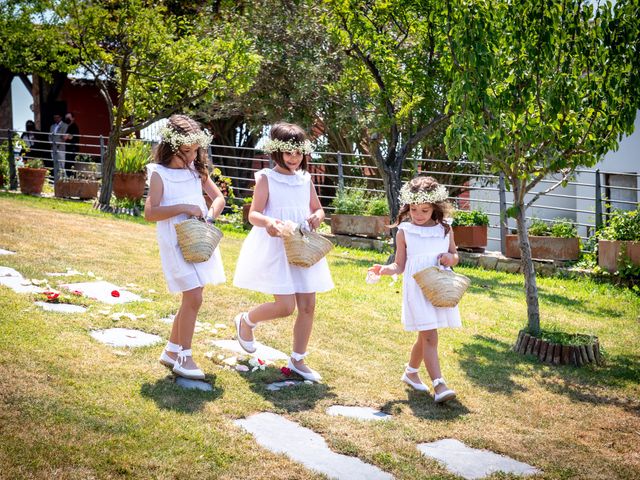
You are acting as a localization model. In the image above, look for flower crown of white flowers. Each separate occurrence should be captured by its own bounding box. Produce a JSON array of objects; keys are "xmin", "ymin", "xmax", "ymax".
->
[
  {"xmin": 159, "ymin": 126, "xmax": 212, "ymax": 151},
  {"xmin": 262, "ymin": 138, "xmax": 314, "ymax": 155},
  {"xmin": 399, "ymin": 183, "xmax": 449, "ymax": 206}
]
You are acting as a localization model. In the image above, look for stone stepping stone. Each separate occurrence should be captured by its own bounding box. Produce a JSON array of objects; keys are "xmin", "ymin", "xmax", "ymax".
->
[
  {"xmin": 326, "ymin": 406, "xmax": 391, "ymax": 421},
  {"xmin": 61, "ymin": 281, "xmax": 143, "ymax": 304},
  {"xmin": 0, "ymin": 266, "xmax": 22, "ymax": 278},
  {"xmin": 417, "ymin": 439, "xmax": 540, "ymax": 480},
  {"xmin": 266, "ymin": 380, "xmax": 305, "ymax": 391},
  {"xmin": 35, "ymin": 301, "xmax": 87, "ymax": 314},
  {"xmin": 158, "ymin": 314, "xmax": 175, "ymax": 324},
  {"xmin": 46, "ymin": 268, "xmax": 82, "ymax": 277},
  {"xmin": 90, "ymin": 328, "xmax": 162, "ymax": 348},
  {"xmin": 0, "ymin": 276, "xmax": 45, "ymax": 294},
  {"xmin": 235, "ymin": 412, "xmax": 393, "ymax": 480},
  {"xmin": 0, "ymin": 249, "xmax": 15, "ymax": 255},
  {"xmin": 211, "ymin": 339, "xmax": 288, "ymax": 361},
  {"xmin": 175, "ymin": 377, "xmax": 213, "ymax": 392}
]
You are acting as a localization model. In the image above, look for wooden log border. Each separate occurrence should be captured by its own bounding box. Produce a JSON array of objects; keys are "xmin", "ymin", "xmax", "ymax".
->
[{"xmin": 512, "ymin": 329, "xmax": 603, "ymax": 366}]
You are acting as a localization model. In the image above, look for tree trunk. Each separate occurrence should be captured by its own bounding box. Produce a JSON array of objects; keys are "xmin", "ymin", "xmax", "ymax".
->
[
  {"xmin": 513, "ymin": 195, "xmax": 541, "ymax": 335},
  {"xmin": 98, "ymin": 128, "xmax": 121, "ymax": 206}
]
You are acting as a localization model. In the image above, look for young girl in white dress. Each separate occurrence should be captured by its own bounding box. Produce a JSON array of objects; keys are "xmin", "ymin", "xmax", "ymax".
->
[
  {"xmin": 144, "ymin": 114, "xmax": 226, "ymax": 380},
  {"xmin": 233, "ymin": 122, "xmax": 333, "ymax": 382},
  {"xmin": 369, "ymin": 176, "xmax": 461, "ymax": 403}
]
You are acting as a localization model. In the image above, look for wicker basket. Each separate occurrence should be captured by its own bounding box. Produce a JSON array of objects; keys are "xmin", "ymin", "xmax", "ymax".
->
[
  {"xmin": 175, "ymin": 217, "xmax": 223, "ymax": 263},
  {"xmin": 413, "ymin": 266, "xmax": 470, "ymax": 307},
  {"xmin": 282, "ymin": 223, "xmax": 333, "ymax": 268}
]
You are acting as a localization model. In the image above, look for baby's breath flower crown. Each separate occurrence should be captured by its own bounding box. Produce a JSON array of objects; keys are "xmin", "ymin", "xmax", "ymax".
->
[
  {"xmin": 159, "ymin": 126, "xmax": 212, "ymax": 151},
  {"xmin": 399, "ymin": 183, "xmax": 449, "ymax": 207},
  {"xmin": 262, "ymin": 138, "xmax": 314, "ymax": 155}
]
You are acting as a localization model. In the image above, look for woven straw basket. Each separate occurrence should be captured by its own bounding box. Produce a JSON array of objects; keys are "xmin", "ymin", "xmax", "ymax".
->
[
  {"xmin": 413, "ymin": 266, "xmax": 470, "ymax": 308},
  {"xmin": 175, "ymin": 217, "xmax": 223, "ymax": 263},
  {"xmin": 282, "ymin": 224, "xmax": 333, "ymax": 268}
]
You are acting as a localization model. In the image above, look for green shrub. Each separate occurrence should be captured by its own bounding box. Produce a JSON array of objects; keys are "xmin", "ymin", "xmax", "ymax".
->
[
  {"xmin": 211, "ymin": 167, "xmax": 234, "ymax": 199},
  {"xmin": 115, "ymin": 141, "xmax": 151, "ymax": 174},
  {"xmin": 528, "ymin": 218, "xmax": 551, "ymax": 236},
  {"xmin": 599, "ymin": 209, "xmax": 640, "ymax": 241},
  {"xmin": 365, "ymin": 195, "xmax": 390, "ymax": 216},
  {"xmin": 550, "ymin": 218, "xmax": 578, "ymax": 238},
  {"xmin": 23, "ymin": 158, "xmax": 44, "ymax": 169},
  {"xmin": 331, "ymin": 188, "xmax": 367, "ymax": 215},
  {"xmin": 452, "ymin": 209, "xmax": 489, "ymax": 226}
]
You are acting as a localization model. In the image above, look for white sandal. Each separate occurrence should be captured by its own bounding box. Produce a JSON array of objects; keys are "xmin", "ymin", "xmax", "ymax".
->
[
  {"xmin": 172, "ymin": 348, "xmax": 205, "ymax": 380},
  {"xmin": 159, "ymin": 341, "xmax": 181, "ymax": 369},
  {"xmin": 432, "ymin": 377, "xmax": 456, "ymax": 403},
  {"xmin": 401, "ymin": 364, "xmax": 429, "ymax": 392},
  {"xmin": 234, "ymin": 312, "xmax": 257, "ymax": 353},
  {"xmin": 287, "ymin": 351, "xmax": 322, "ymax": 382}
]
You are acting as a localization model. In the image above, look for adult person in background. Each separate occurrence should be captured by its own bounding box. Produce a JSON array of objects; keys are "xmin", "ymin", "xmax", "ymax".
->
[
  {"xmin": 49, "ymin": 113, "xmax": 67, "ymax": 178},
  {"xmin": 63, "ymin": 112, "xmax": 80, "ymax": 177},
  {"xmin": 20, "ymin": 120, "xmax": 49, "ymax": 169}
]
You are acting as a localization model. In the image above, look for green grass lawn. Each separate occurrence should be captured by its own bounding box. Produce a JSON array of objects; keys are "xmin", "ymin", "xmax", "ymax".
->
[{"xmin": 1, "ymin": 193, "xmax": 639, "ymax": 479}]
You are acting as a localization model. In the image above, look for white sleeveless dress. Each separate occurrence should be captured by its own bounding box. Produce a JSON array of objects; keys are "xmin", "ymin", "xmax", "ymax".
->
[
  {"xmin": 398, "ymin": 222, "xmax": 462, "ymax": 331},
  {"xmin": 150, "ymin": 164, "xmax": 225, "ymax": 293},
  {"xmin": 233, "ymin": 168, "xmax": 334, "ymax": 295}
]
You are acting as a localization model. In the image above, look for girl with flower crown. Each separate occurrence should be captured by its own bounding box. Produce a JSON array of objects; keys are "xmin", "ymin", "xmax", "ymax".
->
[
  {"xmin": 368, "ymin": 176, "xmax": 461, "ymax": 403},
  {"xmin": 232, "ymin": 122, "xmax": 333, "ymax": 382},
  {"xmin": 144, "ymin": 114, "xmax": 226, "ymax": 380}
]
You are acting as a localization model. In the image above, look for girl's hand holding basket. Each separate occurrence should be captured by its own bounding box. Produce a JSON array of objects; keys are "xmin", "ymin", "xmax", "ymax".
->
[
  {"xmin": 266, "ymin": 218, "xmax": 284, "ymax": 237},
  {"xmin": 437, "ymin": 252, "xmax": 456, "ymax": 267},
  {"xmin": 184, "ymin": 204, "xmax": 203, "ymax": 218}
]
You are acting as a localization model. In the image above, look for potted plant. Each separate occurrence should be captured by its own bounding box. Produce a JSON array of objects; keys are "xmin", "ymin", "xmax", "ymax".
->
[
  {"xmin": 242, "ymin": 195, "xmax": 253, "ymax": 227},
  {"xmin": 113, "ymin": 141, "xmax": 150, "ymax": 200},
  {"xmin": 205, "ymin": 167, "xmax": 234, "ymax": 209},
  {"xmin": 18, "ymin": 158, "xmax": 48, "ymax": 195},
  {"xmin": 451, "ymin": 209, "xmax": 489, "ymax": 251},
  {"xmin": 55, "ymin": 156, "xmax": 100, "ymax": 199},
  {"xmin": 330, "ymin": 188, "xmax": 390, "ymax": 238},
  {"xmin": 598, "ymin": 208, "xmax": 640, "ymax": 273},
  {"xmin": 506, "ymin": 218, "xmax": 580, "ymax": 261}
]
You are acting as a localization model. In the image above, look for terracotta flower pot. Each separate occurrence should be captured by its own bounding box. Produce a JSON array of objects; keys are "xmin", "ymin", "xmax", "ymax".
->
[
  {"xmin": 506, "ymin": 235, "xmax": 580, "ymax": 261},
  {"xmin": 598, "ymin": 239, "xmax": 640, "ymax": 273},
  {"xmin": 55, "ymin": 179, "xmax": 100, "ymax": 199},
  {"xmin": 452, "ymin": 225, "xmax": 488, "ymax": 251},
  {"xmin": 113, "ymin": 172, "xmax": 146, "ymax": 200},
  {"xmin": 18, "ymin": 167, "xmax": 48, "ymax": 195},
  {"xmin": 330, "ymin": 214, "xmax": 390, "ymax": 238}
]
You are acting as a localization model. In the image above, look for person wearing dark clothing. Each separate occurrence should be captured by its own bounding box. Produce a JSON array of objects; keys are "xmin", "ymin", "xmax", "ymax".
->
[{"xmin": 64, "ymin": 112, "xmax": 80, "ymax": 177}]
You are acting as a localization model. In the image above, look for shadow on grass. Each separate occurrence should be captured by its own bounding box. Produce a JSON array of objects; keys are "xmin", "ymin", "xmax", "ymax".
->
[
  {"xmin": 380, "ymin": 389, "xmax": 470, "ymax": 421},
  {"xmin": 240, "ymin": 365, "xmax": 337, "ymax": 413},
  {"xmin": 463, "ymin": 272, "xmax": 523, "ymax": 300},
  {"xmin": 140, "ymin": 374, "xmax": 223, "ymax": 413}
]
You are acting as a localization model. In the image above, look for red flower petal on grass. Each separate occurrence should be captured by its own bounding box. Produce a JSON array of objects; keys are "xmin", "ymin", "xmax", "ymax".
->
[
  {"xmin": 45, "ymin": 292, "xmax": 60, "ymax": 302},
  {"xmin": 72, "ymin": 290, "xmax": 83, "ymax": 296},
  {"xmin": 258, "ymin": 358, "xmax": 265, "ymax": 365},
  {"xmin": 280, "ymin": 366, "xmax": 291, "ymax": 377},
  {"xmin": 111, "ymin": 290, "xmax": 120, "ymax": 298}
]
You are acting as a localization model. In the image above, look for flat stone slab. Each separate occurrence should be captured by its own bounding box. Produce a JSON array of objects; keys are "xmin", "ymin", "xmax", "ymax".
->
[
  {"xmin": 61, "ymin": 281, "xmax": 143, "ymax": 304},
  {"xmin": 266, "ymin": 380, "xmax": 305, "ymax": 391},
  {"xmin": 0, "ymin": 275, "xmax": 45, "ymax": 294},
  {"xmin": 211, "ymin": 339, "xmax": 288, "ymax": 361},
  {"xmin": 235, "ymin": 413, "xmax": 393, "ymax": 480},
  {"xmin": 35, "ymin": 301, "xmax": 87, "ymax": 314},
  {"xmin": 90, "ymin": 328, "xmax": 162, "ymax": 348},
  {"xmin": 175, "ymin": 377, "xmax": 213, "ymax": 392},
  {"xmin": 0, "ymin": 249, "xmax": 15, "ymax": 255},
  {"xmin": 417, "ymin": 439, "xmax": 540, "ymax": 480},
  {"xmin": 0, "ymin": 266, "xmax": 22, "ymax": 277},
  {"xmin": 326, "ymin": 406, "xmax": 391, "ymax": 421}
]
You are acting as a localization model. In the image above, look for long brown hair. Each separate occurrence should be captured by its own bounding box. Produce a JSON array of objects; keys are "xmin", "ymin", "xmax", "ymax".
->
[
  {"xmin": 392, "ymin": 176, "xmax": 452, "ymax": 235},
  {"xmin": 154, "ymin": 114, "xmax": 209, "ymax": 180},
  {"xmin": 269, "ymin": 122, "xmax": 310, "ymax": 172}
]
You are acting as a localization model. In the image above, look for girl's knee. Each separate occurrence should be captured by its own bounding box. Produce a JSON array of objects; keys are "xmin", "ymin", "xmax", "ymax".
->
[
  {"xmin": 183, "ymin": 288, "xmax": 203, "ymax": 309},
  {"xmin": 297, "ymin": 302, "xmax": 315, "ymax": 317},
  {"xmin": 419, "ymin": 329, "xmax": 438, "ymax": 346},
  {"xmin": 275, "ymin": 298, "xmax": 296, "ymax": 317}
]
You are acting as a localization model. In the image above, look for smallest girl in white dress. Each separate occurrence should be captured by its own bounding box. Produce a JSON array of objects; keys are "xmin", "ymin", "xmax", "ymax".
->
[
  {"xmin": 233, "ymin": 122, "xmax": 333, "ymax": 382},
  {"xmin": 145, "ymin": 114, "xmax": 226, "ymax": 380},
  {"xmin": 369, "ymin": 176, "xmax": 461, "ymax": 403}
]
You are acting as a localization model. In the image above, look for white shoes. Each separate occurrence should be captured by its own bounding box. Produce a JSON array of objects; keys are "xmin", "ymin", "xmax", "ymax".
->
[
  {"xmin": 288, "ymin": 351, "xmax": 322, "ymax": 382},
  {"xmin": 401, "ymin": 365, "xmax": 429, "ymax": 391},
  {"xmin": 235, "ymin": 312, "xmax": 256, "ymax": 354},
  {"xmin": 159, "ymin": 341, "xmax": 181, "ymax": 369},
  {"xmin": 172, "ymin": 348, "xmax": 205, "ymax": 380},
  {"xmin": 433, "ymin": 377, "xmax": 456, "ymax": 403}
]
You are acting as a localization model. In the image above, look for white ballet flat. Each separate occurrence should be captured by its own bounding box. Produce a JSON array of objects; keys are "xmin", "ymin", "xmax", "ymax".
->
[
  {"xmin": 432, "ymin": 377, "xmax": 456, "ymax": 403},
  {"xmin": 172, "ymin": 348, "xmax": 205, "ymax": 380},
  {"xmin": 234, "ymin": 312, "xmax": 256, "ymax": 354},
  {"xmin": 159, "ymin": 341, "xmax": 181, "ymax": 369},
  {"xmin": 401, "ymin": 365, "xmax": 429, "ymax": 392},
  {"xmin": 288, "ymin": 351, "xmax": 322, "ymax": 382}
]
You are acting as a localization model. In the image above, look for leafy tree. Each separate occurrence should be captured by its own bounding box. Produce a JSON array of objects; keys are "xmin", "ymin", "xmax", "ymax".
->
[
  {"xmin": 55, "ymin": 0, "xmax": 260, "ymax": 206},
  {"xmin": 441, "ymin": 0, "xmax": 640, "ymax": 334}
]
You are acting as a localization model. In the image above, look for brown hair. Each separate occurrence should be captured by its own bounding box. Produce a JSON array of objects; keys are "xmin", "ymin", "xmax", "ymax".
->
[
  {"xmin": 392, "ymin": 176, "xmax": 452, "ymax": 235},
  {"xmin": 154, "ymin": 114, "xmax": 209, "ymax": 180},
  {"xmin": 269, "ymin": 122, "xmax": 310, "ymax": 172}
]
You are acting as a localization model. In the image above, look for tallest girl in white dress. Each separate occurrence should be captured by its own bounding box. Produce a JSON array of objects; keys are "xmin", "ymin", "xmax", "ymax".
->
[{"xmin": 233, "ymin": 122, "xmax": 333, "ymax": 382}]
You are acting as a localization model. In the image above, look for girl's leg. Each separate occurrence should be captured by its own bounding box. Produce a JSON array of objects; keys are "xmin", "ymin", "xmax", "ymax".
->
[
  {"xmin": 405, "ymin": 332, "xmax": 425, "ymax": 384},
  {"xmin": 290, "ymin": 292, "xmax": 316, "ymax": 373},
  {"xmin": 174, "ymin": 287, "xmax": 203, "ymax": 371},
  {"xmin": 166, "ymin": 303, "xmax": 185, "ymax": 361},
  {"xmin": 238, "ymin": 294, "xmax": 296, "ymax": 343},
  {"xmin": 420, "ymin": 329, "xmax": 448, "ymax": 395}
]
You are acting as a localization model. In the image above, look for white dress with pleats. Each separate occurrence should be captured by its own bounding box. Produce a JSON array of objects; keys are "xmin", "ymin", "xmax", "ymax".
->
[
  {"xmin": 233, "ymin": 168, "xmax": 334, "ymax": 295},
  {"xmin": 398, "ymin": 222, "xmax": 462, "ymax": 331},
  {"xmin": 150, "ymin": 164, "xmax": 225, "ymax": 293}
]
